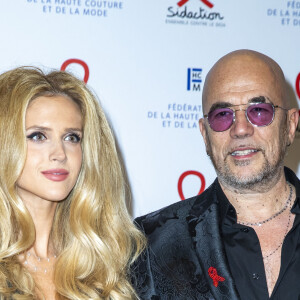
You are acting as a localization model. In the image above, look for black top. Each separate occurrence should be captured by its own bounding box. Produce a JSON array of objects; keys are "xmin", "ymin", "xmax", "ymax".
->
[
  {"xmin": 218, "ymin": 167, "xmax": 300, "ymax": 300},
  {"xmin": 132, "ymin": 167, "xmax": 300, "ymax": 300}
]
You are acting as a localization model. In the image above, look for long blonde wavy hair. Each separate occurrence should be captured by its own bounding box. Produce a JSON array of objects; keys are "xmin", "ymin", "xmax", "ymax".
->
[{"xmin": 0, "ymin": 67, "xmax": 145, "ymax": 299}]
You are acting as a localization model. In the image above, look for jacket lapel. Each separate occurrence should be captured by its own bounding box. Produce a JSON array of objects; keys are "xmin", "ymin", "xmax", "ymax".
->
[{"xmin": 187, "ymin": 186, "xmax": 240, "ymax": 300}]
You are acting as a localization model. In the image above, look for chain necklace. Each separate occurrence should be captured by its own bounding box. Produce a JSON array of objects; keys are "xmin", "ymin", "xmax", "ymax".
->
[
  {"xmin": 24, "ymin": 251, "xmax": 57, "ymax": 274},
  {"xmin": 238, "ymin": 182, "xmax": 293, "ymax": 227},
  {"xmin": 263, "ymin": 208, "xmax": 291, "ymax": 259}
]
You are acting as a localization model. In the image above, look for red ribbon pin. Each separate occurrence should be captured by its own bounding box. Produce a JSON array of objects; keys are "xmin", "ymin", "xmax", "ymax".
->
[{"xmin": 208, "ymin": 267, "xmax": 225, "ymax": 287}]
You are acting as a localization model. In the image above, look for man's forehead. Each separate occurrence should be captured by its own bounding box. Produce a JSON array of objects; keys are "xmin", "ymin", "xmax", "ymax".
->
[
  {"xmin": 202, "ymin": 50, "xmax": 286, "ymax": 111},
  {"xmin": 207, "ymin": 50, "xmax": 279, "ymax": 74},
  {"xmin": 207, "ymin": 53, "xmax": 277, "ymax": 88}
]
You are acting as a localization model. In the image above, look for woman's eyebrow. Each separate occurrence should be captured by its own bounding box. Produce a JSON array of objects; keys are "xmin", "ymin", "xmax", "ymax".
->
[
  {"xmin": 25, "ymin": 126, "xmax": 51, "ymax": 131},
  {"xmin": 25, "ymin": 126, "xmax": 82, "ymax": 132},
  {"xmin": 64, "ymin": 128, "xmax": 82, "ymax": 133}
]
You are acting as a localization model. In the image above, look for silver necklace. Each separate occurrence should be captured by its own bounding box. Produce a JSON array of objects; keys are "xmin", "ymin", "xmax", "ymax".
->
[
  {"xmin": 24, "ymin": 251, "xmax": 56, "ymax": 274},
  {"xmin": 238, "ymin": 182, "xmax": 293, "ymax": 227},
  {"xmin": 263, "ymin": 208, "xmax": 291, "ymax": 259}
]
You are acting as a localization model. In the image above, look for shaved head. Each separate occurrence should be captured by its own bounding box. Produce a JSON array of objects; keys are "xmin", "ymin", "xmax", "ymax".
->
[{"xmin": 202, "ymin": 50, "xmax": 288, "ymax": 114}]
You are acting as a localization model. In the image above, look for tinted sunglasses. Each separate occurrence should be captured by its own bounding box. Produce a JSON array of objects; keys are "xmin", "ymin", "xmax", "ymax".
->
[{"xmin": 204, "ymin": 102, "xmax": 288, "ymax": 132}]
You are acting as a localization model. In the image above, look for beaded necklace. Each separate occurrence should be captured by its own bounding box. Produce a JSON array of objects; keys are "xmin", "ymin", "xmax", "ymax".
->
[
  {"xmin": 263, "ymin": 208, "xmax": 291, "ymax": 260},
  {"xmin": 237, "ymin": 182, "xmax": 294, "ymax": 259},
  {"xmin": 238, "ymin": 182, "xmax": 293, "ymax": 227},
  {"xmin": 24, "ymin": 251, "xmax": 57, "ymax": 274}
]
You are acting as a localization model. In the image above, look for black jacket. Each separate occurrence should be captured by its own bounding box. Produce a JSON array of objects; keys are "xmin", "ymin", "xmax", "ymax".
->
[{"xmin": 132, "ymin": 180, "xmax": 240, "ymax": 300}]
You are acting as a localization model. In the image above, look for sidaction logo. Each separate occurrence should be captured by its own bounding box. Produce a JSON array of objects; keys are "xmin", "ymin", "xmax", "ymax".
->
[
  {"xmin": 177, "ymin": 0, "xmax": 214, "ymax": 8},
  {"xmin": 296, "ymin": 72, "xmax": 300, "ymax": 103},
  {"xmin": 178, "ymin": 170, "xmax": 206, "ymax": 200},
  {"xmin": 296, "ymin": 72, "xmax": 300, "ymax": 133},
  {"xmin": 61, "ymin": 59, "xmax": 89, "ymax": 83},
  {"xmin": 166, "ymin": 0, "xmax": 225, "ymax": 26}
]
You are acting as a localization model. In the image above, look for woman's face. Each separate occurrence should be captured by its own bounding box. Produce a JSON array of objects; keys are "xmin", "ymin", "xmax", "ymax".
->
[{"xmin": 16, "ymin": 95, "xmax": 83, "ymax": 204}]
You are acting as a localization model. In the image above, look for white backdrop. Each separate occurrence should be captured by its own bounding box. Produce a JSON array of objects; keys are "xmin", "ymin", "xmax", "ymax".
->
[{"xmin": 0, "ymin": 0, "xmax": 299, "ymax": 217}]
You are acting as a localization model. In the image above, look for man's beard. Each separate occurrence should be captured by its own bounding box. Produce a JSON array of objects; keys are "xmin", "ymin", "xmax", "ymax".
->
[
  {"xmin": 217, "ymin": 153, "xmax": 284, "ymax": 190},
  {"xmin": 205, "ymin": 125, "xmax": 289, "ymax": 191}
]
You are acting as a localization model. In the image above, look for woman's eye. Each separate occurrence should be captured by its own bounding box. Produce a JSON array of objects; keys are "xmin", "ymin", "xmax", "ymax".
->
[
  {"xmin": 65, "ymin": 134, "xmax": 81, "ymax": 143},
  {"xmin": 26, "ymin": 132, "xmax": 46, "ymax": 141}
]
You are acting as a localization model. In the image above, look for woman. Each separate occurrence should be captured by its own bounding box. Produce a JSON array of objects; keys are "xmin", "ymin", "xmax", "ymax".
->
[{"xmin": 0, "ymin": 67, "xmax": 145, "ymax": 299}]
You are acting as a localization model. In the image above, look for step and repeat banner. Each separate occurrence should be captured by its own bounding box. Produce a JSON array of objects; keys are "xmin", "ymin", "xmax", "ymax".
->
[{"xmin": 0, "ymin": 0, "xmax": 299, "ymax": 217}]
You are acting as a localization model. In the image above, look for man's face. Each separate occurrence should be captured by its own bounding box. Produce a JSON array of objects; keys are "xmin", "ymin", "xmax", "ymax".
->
[{"xmin": 199, "ymin": 56, "xmax": 292, "ymax": 191}]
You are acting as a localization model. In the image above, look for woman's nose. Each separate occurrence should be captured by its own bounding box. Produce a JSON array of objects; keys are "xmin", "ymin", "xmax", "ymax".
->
[{"xmin": 49, "ymin": 141, "xmax": 67, "ymax": 162}]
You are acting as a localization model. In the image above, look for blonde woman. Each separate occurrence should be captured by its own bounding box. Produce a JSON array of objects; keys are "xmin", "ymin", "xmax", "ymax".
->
[{"xmin": 0, "ymin": 67, "xmax": 145, "ymax": 299}]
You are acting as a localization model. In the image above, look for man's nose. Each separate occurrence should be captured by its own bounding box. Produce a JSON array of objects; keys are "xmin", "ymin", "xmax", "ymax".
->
[
  {"xmin": 49, "ymin": 141, "xmax": 67, "ymax": 162},
  {"xmin": 230, "ymin": 109, "xmax": 254, "ymax": 139}
]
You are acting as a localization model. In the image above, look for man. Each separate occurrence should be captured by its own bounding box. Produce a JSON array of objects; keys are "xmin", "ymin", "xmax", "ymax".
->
[{"xmin": 132, "ymin": 50, "xmax": 300, "ymax": 299}]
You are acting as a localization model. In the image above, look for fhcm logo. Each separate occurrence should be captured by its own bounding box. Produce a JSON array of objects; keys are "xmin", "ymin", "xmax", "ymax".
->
[{"xmin": 187, "ymin": 68, "xmax": 202, "ymax": 91}]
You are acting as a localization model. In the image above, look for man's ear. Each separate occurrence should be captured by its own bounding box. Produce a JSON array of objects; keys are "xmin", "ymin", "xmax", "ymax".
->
[
  {"xmin": 199, "ymin": 118, "xmax": 210, "ymax": 155},
  {"xmin": 286, "ymin": 108, "xmax": 299, "ymax": 146}
]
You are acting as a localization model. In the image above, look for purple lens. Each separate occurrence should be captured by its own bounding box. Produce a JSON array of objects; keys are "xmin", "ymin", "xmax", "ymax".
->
[
  {"xmin": 208, "ymin": 108, "xmax": 234, "ymax": 132},
  {"xmin": 246, "ymin": 103, "xmax": 274, "ymax": 126}
]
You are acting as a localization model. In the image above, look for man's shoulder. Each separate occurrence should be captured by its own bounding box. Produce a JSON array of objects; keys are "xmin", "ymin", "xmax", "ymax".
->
[
  {"xmin": 134, "ymin": 181, "xmax": 217, "ymax": 235},
  {"xmin": 135, "ymin": 195, "xmax": 197, "ymax": 228},
  {"xmin": 131, "ymin": 180, "xmax": 228, "ymax": 300}
]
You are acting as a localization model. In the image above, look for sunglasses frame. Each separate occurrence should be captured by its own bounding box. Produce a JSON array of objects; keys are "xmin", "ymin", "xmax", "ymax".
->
[{"xmin": 204, "ymin": 102, "xmax": 288, "ymax": 132}]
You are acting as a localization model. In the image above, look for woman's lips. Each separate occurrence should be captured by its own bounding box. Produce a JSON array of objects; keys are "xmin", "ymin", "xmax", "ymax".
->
[{"xmin": 41, "ymin": 169, "xmax": 69, "ymax": 182}]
